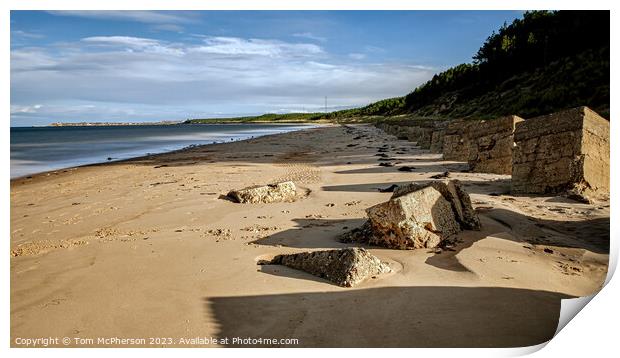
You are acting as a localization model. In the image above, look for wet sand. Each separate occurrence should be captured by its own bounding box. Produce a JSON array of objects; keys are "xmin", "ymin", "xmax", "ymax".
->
[{"xmin": 10, "ymin": 124, "xmax": 609, "ymax": 347}]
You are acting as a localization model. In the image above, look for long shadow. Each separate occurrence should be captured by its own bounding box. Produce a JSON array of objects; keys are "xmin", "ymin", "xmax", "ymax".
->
[
  {"xmin": 424, "ymin": 213, "xmax": 518, "ymax": 272},
  {"xmin": 249, "ymin": 215, "xmax": 484, "ymax": 273},
  {"xmin": 204, "ymin": 286, "xmax": 572, "ymax": 347},
  {"xmin": 457, "ymin": 178, "xmax": 513, "ymax": 195},
  {"xmin": 322, "ymin": 181, "xmax": 414, "ymax": 193},
  {"xmin": 425, "ymin": 206, "xmax": 609, "ymax": 271},
  {"xmin": 334, "ymin": 162, "xmax": 468, "ymax": 175},
  {"xmin": 321, "ymin": 178, "xmax": 512, "ymax": 196},
  {"xmin": 333, "ymin": 166, "xmax": 414, "ymax": 175},
  {"xmin": 425, "ymin": 232, "xmax": 491, "ymax": 272},
  {"xmin": 250, "ymin": 205, "xmax": 608, "ymax": 276},
  {"xmin": 480, "ymin": 207, "xmax": 609, "ymax": 254},
  {"xmin": 249, "ymin": 218, "xmax": 366, "ymax": 249},
  {"xmin": 258, "ymin": 263, "xmax": 339, "ymax": 285}
]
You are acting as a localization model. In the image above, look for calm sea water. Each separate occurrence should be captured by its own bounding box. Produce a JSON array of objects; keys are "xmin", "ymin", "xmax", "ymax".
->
[{"xmin": 10, "ymin": 123, "xmax": 314, "ymax": 178}]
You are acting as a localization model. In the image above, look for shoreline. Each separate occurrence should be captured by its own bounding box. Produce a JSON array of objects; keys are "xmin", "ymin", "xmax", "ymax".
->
[
  {"xmin": 17, "ymin": 120, "xmax": 329, "ymax": 128},
  {"xmin": 10, "ymin": 123, "xmax": 609, "ymax": 347},
  {"xmin": 11, "ymin": 123, "xmax": 327, "ymax": 182}
]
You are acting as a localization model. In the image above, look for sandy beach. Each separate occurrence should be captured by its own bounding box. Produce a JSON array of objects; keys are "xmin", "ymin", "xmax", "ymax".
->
[{"xmin": 10, "ymin": 124, "xmax": 609, "ymax": 348}]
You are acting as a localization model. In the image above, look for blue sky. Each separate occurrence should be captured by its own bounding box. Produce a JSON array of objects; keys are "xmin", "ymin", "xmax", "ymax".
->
[{"xmin": 10, "ymin": 10, "xmax": 522, "ymax": 126}]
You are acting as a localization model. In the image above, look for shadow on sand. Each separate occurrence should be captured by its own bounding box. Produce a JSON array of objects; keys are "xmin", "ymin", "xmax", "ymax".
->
[
  {"xmin": 333, "ymin": 162, "xmax": 469, "ymax": 175},
  {"xmin": 249, "ymin": 205, "xmax": 609, "ymax": 276},
  {"xmin": 321, "ymin": 178, "xmax": 513, "ymax": 196},
  {"xmin": 204, "ymin": 285, "xmax": 572, "ymax": 347},
  {"xmin": 249, "ymin": 218, "xmax": 366, "ymax": 249}
]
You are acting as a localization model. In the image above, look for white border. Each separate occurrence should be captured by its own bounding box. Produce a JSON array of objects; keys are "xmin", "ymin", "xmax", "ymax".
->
[{"xmin": 3, "ymin": 1, "xmax": 617, "ymax": 357}]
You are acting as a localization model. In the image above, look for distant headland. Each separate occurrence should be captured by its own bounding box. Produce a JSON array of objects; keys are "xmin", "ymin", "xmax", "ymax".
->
[{"xmin": 49, "ymin": 121, "xmax": 182, "ymax": 127}]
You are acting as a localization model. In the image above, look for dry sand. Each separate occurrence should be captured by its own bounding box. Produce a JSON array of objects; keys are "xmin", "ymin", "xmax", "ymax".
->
[{"xmin": 10, "ymin": 124, "xmax": 609, "ymax": 347}]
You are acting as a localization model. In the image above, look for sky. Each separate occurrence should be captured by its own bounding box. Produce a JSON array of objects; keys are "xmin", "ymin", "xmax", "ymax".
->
[{"xmin": 10, "ymin": 10, "xmax": 523, "ymax": 126}]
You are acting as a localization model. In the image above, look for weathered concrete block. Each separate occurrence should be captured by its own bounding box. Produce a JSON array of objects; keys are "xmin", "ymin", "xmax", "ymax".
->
[
  {"xmin": 364, "ymin": 185, "xmax": 461, "ymax": 249},
  {"xmin": 341, "ymin": 180, "xmax": 480, "ymax": 250},
  {"xmin": 264, "ymin": 248, "xmax": 391, "ymax": 287},
  {"xmin": 383, "ymin": 124, "xmax": 403, "ymax": 138},
  {"xmin": 391, "ymin": 180, "xmax": 480, "ymax": 231},
  {"xmin": 467, "ymin": 115, "xmax": 524, "ymax": 175},
  {"xmin": 227, "ymin": 181, "xmax": 297, "ymax": 203},
  {"xmin": 376, "ymin": 119, "xmax": 445, "ymax": 149},
  {"xmin": 443, "ymin": 119, "xmax": 476, "ymax": 161},
  {"xmin": 430, "ymin": 129, "xmax": 446, "ymax": 153},
  {"xmin": 417, "ymin": 127, "xmax": 434, "ymax": 149},
  {"xmin": 401, "ymin": 126, "xmax": 420, "ymax": 142},
  {"xmin": 511, "ymin": 107, "xmax": 609, "ymax": 202}
]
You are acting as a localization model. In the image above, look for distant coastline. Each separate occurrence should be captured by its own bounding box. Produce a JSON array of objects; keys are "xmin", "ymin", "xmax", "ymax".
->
[
  {"xmin": 46, "ymin": 119, "xmax": 333, "ymax": 127},
  {"xmin": 47, "ymin": 118, "xmax": 328, "ymax": 126},
  {"xmin": 49, "ymin": 120, "xmax": 183, "ymax": 127}
]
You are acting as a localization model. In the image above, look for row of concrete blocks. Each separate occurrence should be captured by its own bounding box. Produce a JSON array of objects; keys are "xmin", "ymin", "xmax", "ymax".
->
[{"xmin": 375, "ymin": 106, "xmax": 610, "ymax": 201}]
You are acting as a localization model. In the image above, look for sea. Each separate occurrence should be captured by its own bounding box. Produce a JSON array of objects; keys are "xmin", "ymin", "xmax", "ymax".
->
[{"xmin": 10, "ymin": 123, "xmax": 315, "ymax": 178}]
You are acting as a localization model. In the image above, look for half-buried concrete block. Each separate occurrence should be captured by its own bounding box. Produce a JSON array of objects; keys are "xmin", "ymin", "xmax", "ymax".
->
[
  {"xmin": 391, "ymin": 180, "xmax": 481, "ymax": 231},
  {"xmin": 227, "ymin": 181, "xmax": 297, "ymax": 203},
  {"xmin": 365, "ymin": 185, "xmax": 460, "ymax": 249},
  {"xmin": 341, "ymin": 180, "xmax": 480, "ymax": 249},
  {"xmin": 262, "ymin": 248, "xmax": 391, "ymax": 287}
]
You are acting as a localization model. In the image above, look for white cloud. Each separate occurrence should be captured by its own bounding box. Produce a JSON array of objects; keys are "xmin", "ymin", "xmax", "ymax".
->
[
  {"xmin": 11, "ymin": 34, "xmax": 436, "ymax": 125},
  {"xmin": 292, "ymin": 32, "xmax": 327, "ymax": 42},
  {"xmin": 151, "ymin": 24, "xmax": 185, "ymax": 33},
  {"xmin": 82, "ymin": 36, "xmax": 185, "ymax": 56},
  {"xmin": 11, "ymin": 30, "xmax": 45, "ymax": 39},
  {"xmin": 10, "ymin": 49, "xmax": 57, "ymax": 71},
  {"xmin": 192, "ymin": 37, "xmax": 324, "ymax": 58},
  {"xmin": 348, "ymin": 53, "xmax": 366, "ymax": 60},
  {"xmin": 364, "ymin": 45, "xmax": 385, "ymax": 53},
  {"xmin": 83, "ymin": 36, "xmax": 161, "ymax": 48},
  {"xmin": 11, "ymin": 104, "xmax": 42, "ymax": 114},
  {"xmin": 408, "ymin": 64, "xmax": 436, "ymax": 71},
  {"xmin": 46, "ymin": 10, "xmax": 194, "ymax": 24}
]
